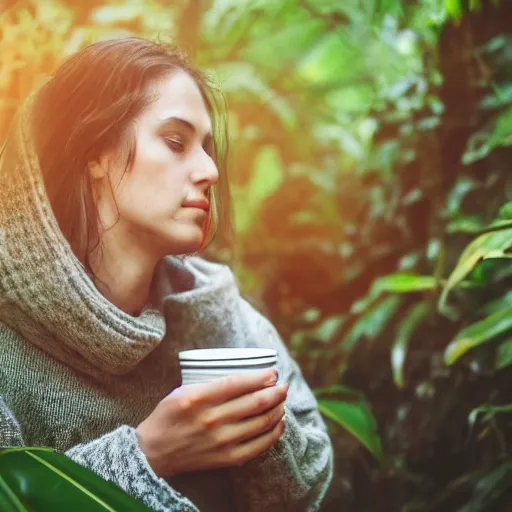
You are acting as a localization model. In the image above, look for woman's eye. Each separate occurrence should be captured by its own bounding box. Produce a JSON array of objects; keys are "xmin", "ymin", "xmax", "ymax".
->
[{"xmin": 164, "ymin": 137, "xmax": 185, "ymax": 154}]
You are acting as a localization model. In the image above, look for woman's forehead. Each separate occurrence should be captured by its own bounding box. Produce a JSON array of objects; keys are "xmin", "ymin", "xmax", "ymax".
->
[{"xmin": 146, "ymin": 71, "xmax": 212, "ymax": 136}]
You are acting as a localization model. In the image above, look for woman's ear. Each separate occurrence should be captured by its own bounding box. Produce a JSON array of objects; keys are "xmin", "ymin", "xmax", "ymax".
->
[{"xmin": 88, "ymin": 159, "xmax": 108, "ymax": 180}]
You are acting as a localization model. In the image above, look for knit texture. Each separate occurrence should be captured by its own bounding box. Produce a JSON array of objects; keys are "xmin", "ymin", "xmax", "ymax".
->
[
  {"xmin": 0, "ymin": 97, "xmax": 333, "ymax": 511},
  {"xmin": 66, "ymin": 426, "xmax": 200, "ymax": 512},
  {"xmin": 0, "ymin": 95, "xmax": 165, "ymax": 379}
]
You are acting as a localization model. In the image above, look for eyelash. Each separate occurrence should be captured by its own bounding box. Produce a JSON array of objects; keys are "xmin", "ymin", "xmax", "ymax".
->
[
  {"xmin": 165, "ymin": 136, "xmax": 214, "ymax": 158},
  {"xmin": 164, "ymin": 137, "xmax": 185, "ymax": 154}
]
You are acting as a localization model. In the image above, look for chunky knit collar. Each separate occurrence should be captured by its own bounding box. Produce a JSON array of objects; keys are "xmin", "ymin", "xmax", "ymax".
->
[{"xmin": 0, "ymin": 96, "xmax": 170, "ymax": 378}]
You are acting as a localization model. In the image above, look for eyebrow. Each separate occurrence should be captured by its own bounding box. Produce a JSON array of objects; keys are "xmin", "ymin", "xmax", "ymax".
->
[{"xmin": 160, "ymin": 116, "xmax": 213, "ymax": 144}]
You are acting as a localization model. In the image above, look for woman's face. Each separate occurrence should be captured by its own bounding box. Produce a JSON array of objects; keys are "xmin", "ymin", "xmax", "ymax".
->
[{"xmin": 94, "ymin": 70, "xmax": 218, "ymax": 257}]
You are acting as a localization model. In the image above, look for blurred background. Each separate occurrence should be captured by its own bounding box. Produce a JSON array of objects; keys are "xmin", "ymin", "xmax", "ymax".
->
[{"xmin": 2, "ymin": 0, "xmax": 512, "ymax": 510}]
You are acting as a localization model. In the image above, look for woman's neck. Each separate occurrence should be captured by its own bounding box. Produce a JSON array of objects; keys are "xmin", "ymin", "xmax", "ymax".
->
[{"xmin": 90, "ymin": 229, "xmax": 158, "ymax": 316}]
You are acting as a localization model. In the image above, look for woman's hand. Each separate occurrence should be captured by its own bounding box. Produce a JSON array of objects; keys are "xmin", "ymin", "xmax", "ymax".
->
[{"xmin": 135, "ymin": 369, "xmax": 288, "ymax": 477}]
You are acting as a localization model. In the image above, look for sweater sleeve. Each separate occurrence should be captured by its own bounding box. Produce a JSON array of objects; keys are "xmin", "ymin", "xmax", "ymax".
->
[
  {"xmin": 66, "ymin": 426, "xmax": 200, "ymax": 512},
  {"xmin": 233, "ymin": 300, "xmax": 334, "ymax": 512},
  {"xmin": 0, "ymin": 395, "xmax": 198, "ymax": 512},
  {"xmin": 0, "ymin": 394, "xmax": 24, "ymax": 446}
]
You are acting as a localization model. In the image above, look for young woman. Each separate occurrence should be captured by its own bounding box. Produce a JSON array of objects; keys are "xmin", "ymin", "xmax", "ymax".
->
[{"xmin": 0, "ymin": 38, "xmax": 333, "ymax": 511}]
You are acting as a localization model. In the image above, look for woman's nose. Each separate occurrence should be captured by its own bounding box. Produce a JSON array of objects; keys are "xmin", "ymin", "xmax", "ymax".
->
[{"xmin": 191, "ymin": 150, "xmax": 219, "ymax": 186}]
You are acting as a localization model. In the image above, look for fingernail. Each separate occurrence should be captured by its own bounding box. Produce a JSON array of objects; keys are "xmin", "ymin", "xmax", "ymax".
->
[{"xmin": 265, "ymin": 370, "xmax": 278, "ymax": 386}]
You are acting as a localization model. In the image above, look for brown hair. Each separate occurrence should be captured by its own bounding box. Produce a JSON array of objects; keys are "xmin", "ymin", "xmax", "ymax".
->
[{"xmin": 32, "ymin": 37, "xmax": 231, "ymax": 274}]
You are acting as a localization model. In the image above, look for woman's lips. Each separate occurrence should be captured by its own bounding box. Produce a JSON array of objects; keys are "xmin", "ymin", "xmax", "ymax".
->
[{"xmin": 182, "ymin": 198, "xmax": 210, "ymax": 212}]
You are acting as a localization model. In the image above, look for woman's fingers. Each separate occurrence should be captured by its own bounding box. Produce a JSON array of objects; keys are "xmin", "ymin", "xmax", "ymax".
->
[
  {"xmin": 213, "ymin": 401, "xmax": 286, "ymax": 446},
  {"xmin": 224, "ymin": 417, "xmax": 286, "ymax": 466},
  {"xmin": 183, "ymin": 369, "xmax": 279, "ymax": 406},
  {"xmin": 203, "ymin": 383, "xmax": 288, "ymax": 429}
]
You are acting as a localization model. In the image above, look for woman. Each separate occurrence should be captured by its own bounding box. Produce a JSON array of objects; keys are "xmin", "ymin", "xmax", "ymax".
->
[{"xmin": 0, "ymin": 38, "xmax": 333, "ymax": 511}]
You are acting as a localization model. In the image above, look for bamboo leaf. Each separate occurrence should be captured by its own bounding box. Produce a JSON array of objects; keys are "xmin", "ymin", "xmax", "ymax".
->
[
  {"xmin": 318, "ymin": 399, "xmax": 382, "ymax": 461},
  {"xmin": 371, "ymin": 273, "xmax": 438, "ymax": 296},
  {"xmin": 391, "ymin": 302, "xmax": 429, "ymax": 388},
  {"xmin": 438, "ymin": 228, "xmax": 512, "ymax": 318},
  {"xmin": 444, "ymin": 305, "xmax": 512, "ymax": 365},
  {"xmin": 370, "ymin": 273, "xmax": 477, "ymax": 302},
  {"xmin": 482, "ymin": 249, "xmax": 512, "ymax": 259}
]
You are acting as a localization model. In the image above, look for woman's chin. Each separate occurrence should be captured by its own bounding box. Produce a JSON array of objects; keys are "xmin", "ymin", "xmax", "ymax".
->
[{"xmin": 163, "ymin": 232, "xmax": 205, "ymax": 256}]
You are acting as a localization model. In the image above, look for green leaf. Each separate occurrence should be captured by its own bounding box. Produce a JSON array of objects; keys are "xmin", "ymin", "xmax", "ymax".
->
[
  {"xmin": 487, "ymin": 105, "xmax": 512, "ymax": 148},
  {"xmin": 0, "ymin": 475, "xmax": 28, "ymax": 512},
  {"xmin": 312, "ymin": 315, "xmax": 345, "ymax": 342},
  {"xmin": 468, "ymin": 403, "xmax": 512, "ymax": 429},
  {"xmin": 444, "ymin": 305, "xmax": 512, "ymax": 365},
  {"xmin": 298, "ymin": 32, "xmax": 357, "ymax": 86},
  {"xmin": 497, "ymin": 201, "xmax": 512, "ymax": 220},
  {"xmin": 318, "ymin": 399, "xmax": 382, "ymax": 461},
  {"xmin": 371, "ymin": 273, "xmax": 439, "ymax": 296},
  {"xmin": 482, "ymin": 250, "xmax": 512, "ymax": 259},
  {"xmin": 446, "ymin": 216, "xmax": 486, "ymax": 234},
  {"xmin": 478, "ymin": 290, "xmax": 512, "ymax": 316},
  {"xmin": 391, "ymin": 302, "xmax": 429, "ymax": 388},
  {"xmin": 438, "ymin": 228, "xmax": 512, "ymax": 318},
  {"xmin": 0, "ymin": 449, "xmax": 151, "ymax": 511},
  {"xmin": 26, "ymin": 452, "xmax": 117, "ymax": 511},
  {"xmin": 373, "ymin": 0, "xmax": 404, "ymax": 19},
  {"xmin": 463, "ymin": 106, "xmax": 512, "ymax": 164},
  {"xmin": 232, "ymin": 145, "xmax": 284, "ymax": 233},
  {"xmin": 342, "ymin": 296, "xmax": 401, "ymax": 350},
  {"xmin": 91, "ymin": 5, "xmax": 142, "ymax": 24},
  {"xmin": 445, "ymin": 176, "xmax": 479, "ymax": 217},
  {"xmin": 496, "ymin": 338, "xmax": 512, "ymax": 369},
  {"xmin": 444, "ymin": 0, "xmax": 463, "ymax": 19},
  {"xmin": 217, "ymin": 62, "xmax": 296, "ymax": 129}
]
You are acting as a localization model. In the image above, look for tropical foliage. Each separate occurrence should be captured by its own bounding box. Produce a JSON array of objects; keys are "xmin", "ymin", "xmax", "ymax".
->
[
  {"xmin": 0, "ymin": 447, "xmax": 152, "ymax": 511},
  {"xmin": 2, "ymin": 0, "xmax": 512, "ymax": 510}
]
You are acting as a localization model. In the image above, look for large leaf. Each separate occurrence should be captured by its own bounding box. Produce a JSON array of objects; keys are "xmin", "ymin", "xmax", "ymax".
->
[
  {"xmin": 391, "ymin": 302, "xmax": 429, "ymax": 388},
  {"xmin": 318, "ymin": 399, "xmax": 383, "ymax": 461},
  {"xmin": 0, "ymin": 448, "xmax": 151, "ymax": 511},
  {"xmin": 438, "ymin": 228, "xmax": 512, "ymax": 318},
  {"xmin": 444, "ymin": 305, "xmax": 512, "ymax": 365}
]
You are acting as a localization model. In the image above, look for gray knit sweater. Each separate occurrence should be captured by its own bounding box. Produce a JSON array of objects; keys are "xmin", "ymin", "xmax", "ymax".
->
[{"xmin": 0, "ymin": 97, "xmax": 333, "ymax": 511}]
